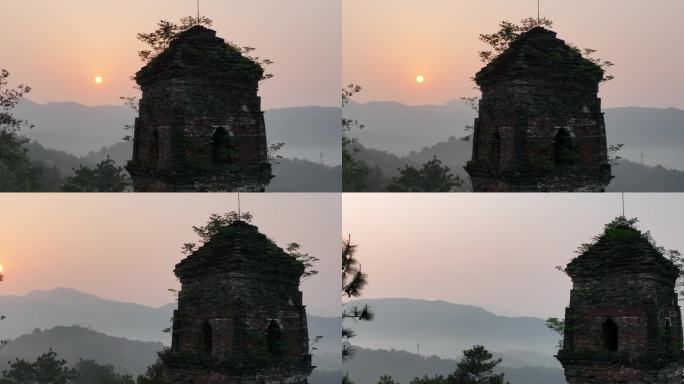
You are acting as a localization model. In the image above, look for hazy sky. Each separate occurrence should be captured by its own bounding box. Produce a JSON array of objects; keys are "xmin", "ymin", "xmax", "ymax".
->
[
  {"xmin": 0, "ymin": 193, "xmax": 341, "ymax": 317},
  {"xmin": 343, "ymin": 193, "xmax": 684, "ymax": 319},
  {"xmin": 1, "ymin": 0, "xmax": 340, "ymax": 108},
  {"xmin": 343, "ymin": 0, "xmax": 684, "ymax": 108}
]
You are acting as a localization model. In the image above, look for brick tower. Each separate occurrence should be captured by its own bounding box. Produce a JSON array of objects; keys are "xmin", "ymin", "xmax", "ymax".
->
[
  {"xmin": 465, "ymin": 27, "xmax": 612, "ymax": 192},
  {"xmin": 558, "ymin": 218, "xmax": 684, "ymax": 383},
  {"xmin": 161, "ymin": 220, "xmax": 313, "ymax": 383},
  {"xmin": 127, "ymin": 26, "xmax": 272, "ymax": 192}
]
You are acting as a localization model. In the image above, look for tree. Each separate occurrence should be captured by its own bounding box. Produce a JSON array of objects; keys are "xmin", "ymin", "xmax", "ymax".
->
[
  {"xmin": 73, "ymin": 359, "xmax": 134, "ymax": 384},
  {"xmin": 287, "ymin": 243, "xmax": 320, "ymax": 282},
  {"xmin": 545, "ymin": 317, "xmax": 565, "ymax": 350},
  {"xmin": 387, "ymin": 157, "xmax": 462, "ymax": 192},
  {"xmin": 136, "ymin": 17, "xmax": 273, "ymax": 79},
  {"xmin": 342, "ymin": 236, "xmax": 373, "ymax": 360},
  {"xmin": 135, "ymin": 356, "xmax": 170, "ymax": 384},
  {"xmin": 62, "ymin": 157, "xmax": 130, "ymax": 192},
  {"xmin": 342, "ymin": 84, "xmax": 370, "ymax": 191},
  {"xmin": 378, "ymin": 375, "xmax": 398, "ymax": 384},
  {"xmin": 411, "ymin": 376, "xmax": 447, "ymax": 384},
  {"xmin": 0, "ymin": 350, "xmax": 78, "ymax": 384},
  {"xmin": 0, "ymin": 69, "xmax": 41, "ymax": 191},
  {"xmin": 446, "ymin": 346, "xmax": 507, "ymax": 384}
]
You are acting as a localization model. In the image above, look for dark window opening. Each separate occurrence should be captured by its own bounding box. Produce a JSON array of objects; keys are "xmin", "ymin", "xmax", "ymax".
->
[
  {"xmin": 554, "ymin": 128, "xmax": 576, "ymax": 165},
  {"xmin": 267, "ymin": 320, "xmax": 284, "ymax": 358},
  {"xmin": 664, "ymin": 318, "xmax": 673, "ymax": 350},
  {"xmin": 172, "ymin": 333, "xmax": 180, "ymax": 352},
  {"xmin": 150, "ymin": 130, "xmax": 160, "ymax": 164},
  {"xmin": 213, "ymin": 127, "xmax": 233, "ymax": 165},
  {"xmin": 202, "ymin": 320, "xmax": 212, "ymax": 354},
  {"xmin": 602, "ymin": 318, "xmax": 618, "ymax": 351},
  {"xmin": 491, "ymin": 129, "xmax": 502, "ymax": 165}
]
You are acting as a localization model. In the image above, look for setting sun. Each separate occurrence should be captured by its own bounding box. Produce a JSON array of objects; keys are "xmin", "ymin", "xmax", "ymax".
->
[
  {"xmin": 0, "ymin": 264, "xmax": 4, "ymax": 273},
  {"xmin": 94, "ymin": 76, "xmax": 103, "ymax": 85},
  {"xmin": 416, "ymin": 75, "xmax": 425, "ymax": 84}
]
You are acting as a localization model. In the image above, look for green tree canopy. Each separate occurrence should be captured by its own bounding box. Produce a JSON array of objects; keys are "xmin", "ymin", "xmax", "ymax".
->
[
  {"xmin": 0, "ymin": 69, "xmax": 41, "ymax": 191},
  {"xmin": 0, "ymin": 350, "xmax": 77, "ymax": 384},
  {"xmin": 446, "ymin": 346, "xmax": 507, "ymax": 384},
  {"xmin": 387, "ymin": 157, "xmax": 462, "ymax": 192},
  {"xmin": 62, "ymin": 157, "xmax": 130, "ymax": 192}
]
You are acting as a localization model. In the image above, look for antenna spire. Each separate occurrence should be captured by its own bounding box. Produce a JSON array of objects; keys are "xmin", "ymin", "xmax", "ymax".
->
[
  {"xmin": 197, "ymin": 0, "xmax": 201, "ymax": 26},
  {"xmin": 537, "ymin": 0, "xmax": 541, "ymax": 24},
  {"xmin": 621, "ymin": 193, "xmax": 625, "ymax": 217},
  {"xmin": 238, "ymin": 192, "xmax": 242, "ymax": 219}
]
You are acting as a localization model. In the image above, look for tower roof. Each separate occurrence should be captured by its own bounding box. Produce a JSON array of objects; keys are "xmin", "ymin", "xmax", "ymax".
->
[
  {"xmin": 135, "ymin": 25, "xmax": 263, "ymax": 86},
  {"xmin": 174, "ymin": 220, "xmax": 304, "ymax": 282},
  {"xmin": 566, "ymin": 219, "xmax": 679, "ymax": 279},
  {"xmin": 475, "ymin": 27, "xmax": 604, "ymax": 88}
]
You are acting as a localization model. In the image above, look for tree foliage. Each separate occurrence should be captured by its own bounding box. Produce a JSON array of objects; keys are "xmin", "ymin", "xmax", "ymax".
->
[
  {"xmin": 387, "ymin": 157, "xmax": 462, "ymax": 192},
  {"xmin": 342, "ymin": 236, "xmax": 373, "ymax": 360},
  {"xmin": 62, "ymin": 157, "xmax": 130, "ymax": 192},
  {"xmin": 342, "ymin": 84, "xmax": 370, "ymax": 191},
  {"xmin": 0, "ymin": 350, "xmax": 77, "ymax": 384},
  {"xmin": 136, "ymin": 17, "xmax": 273, "ymax": 80},
  {"xmin": 446, "ymin": 346, "xmax": 507, "ymax": 384},
  {"xmin": 0, "ymin": 69, "xmax": 41, "ymax": 191}
]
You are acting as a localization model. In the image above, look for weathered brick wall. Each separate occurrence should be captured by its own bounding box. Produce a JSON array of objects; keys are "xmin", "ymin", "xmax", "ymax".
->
[
  {"xmin": 164, "ymin": 222, "xmax": 312, "ymax": 383},
  {"xmin": 465, "ymin": 27, "xmax": 612, "ymax": 192},
  {"xmin": 127, "ymin": 26, "xmax": 272, "ymax": 192},
  {"xmin": 559, "ymin": 231, "xmax": 684, "ymax": 382}
]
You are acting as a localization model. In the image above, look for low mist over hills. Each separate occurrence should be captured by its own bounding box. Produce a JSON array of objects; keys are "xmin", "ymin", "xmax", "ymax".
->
[
  {"xmin": 0, "ymin": 288, "xmax": 339, "ymax": 357},
  {"xmin": 14, "ymin": 99, "xmax": 341, "ymax": 166},
  {"xmin": 0, "ymin": 326, "xmax": 163, "ymax": 376},
  {"xmin": 345, "ymin": 298, "xmax": 560, "ymax": 366},
  {"xmin": 344, "ymin": 346, "xmax": 565, "ymax": 384},
  {"xmin": 346, "ymin": 100, "xmax": 684, "ymax": 170}
]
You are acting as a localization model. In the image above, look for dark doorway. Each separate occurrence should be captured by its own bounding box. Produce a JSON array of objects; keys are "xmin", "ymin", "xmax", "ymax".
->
[
  {"xmin": 492, "ymin": 129, "xmax": 502, "ymax": 165},
  {"xmin": 150, "ymin": 130, "xmax": 160, "ymax": 164},
  {"xmin": 202, "ymin": 320, "xmax": 212, "ymax": 354},
  {"xmin": 554, "ymin": 128, "xmax": 575, "ymax": 165},
  {"xmin": 213, "ymin": 127, "xmax": 233, "ymax": 165},
  {"xmin": 267, "ymin": 320, "xmax": 284, "ymax": 357},
  {"xmin": 602, "ymin": 318, "xmax": 618, "ymax": 351}
]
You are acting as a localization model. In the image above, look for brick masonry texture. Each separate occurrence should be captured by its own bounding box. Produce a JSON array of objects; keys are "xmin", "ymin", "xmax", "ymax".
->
[
  {"xmin": 558, "ymin": 223, "xmax": 684, "ymax": 383},
  {"xmin": 465, "ymin": 27, "xmax": 612, "ymax": 192},
  {"xmin": 127, "ymin": 26, "xmax": 272, "ymax": 192},
  {"xmin": 160, "ymin": 221, "xmax": 312, "ymax": 383}
]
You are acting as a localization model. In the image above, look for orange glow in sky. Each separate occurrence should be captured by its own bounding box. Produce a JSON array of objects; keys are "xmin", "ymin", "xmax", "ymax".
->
[
  {"xmin": 94, "ymin": 76, "xmax": 103, "ymax": 85},
  {"xmin": 343, "ymin": 0, "xmax": 684, "ymax": 108},
  {"xmin": 416, "ymin": 75, "xmax": 425, "ymax": 84}
]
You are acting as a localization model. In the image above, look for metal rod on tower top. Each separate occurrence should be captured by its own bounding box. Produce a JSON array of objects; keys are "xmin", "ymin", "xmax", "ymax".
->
[
  {"xmin": 538, "ymin": 0, "xmax": 540, "ymax": 24},
  {"xmin": 622, "ymin": 193, "xmax": 626, "ymax": 217},
  {"xmin": 238, "ymin": 192, "xmax": 241, "ymax": 218},
  {"xmin": 197, "ymin": 0, "xmax": 200, "ymax": 26}
]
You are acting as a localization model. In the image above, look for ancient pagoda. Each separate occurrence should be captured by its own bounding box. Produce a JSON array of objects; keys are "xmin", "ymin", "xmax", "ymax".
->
[
  {"xmin": 160, "ymin": 219, "xmax": 313, "ymax": 383},
  {"xmin": 127, "ymin": 26, "xmax": 272, "ymax": 192},
  {"xmin": 558, "ymin": 217, "xmax": 684, "ymax": 383},
  {"xmin": 465, "ymin": 27, "xmax": 612, "ymax": 192}
]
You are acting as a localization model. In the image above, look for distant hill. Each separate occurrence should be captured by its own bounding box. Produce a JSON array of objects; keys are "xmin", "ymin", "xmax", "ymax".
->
[
  {"xmin": 0, "ymin": 287, "xmax": 340, "ymax": 368},
  {"xmin": 344, "ymin": 298, "xmax": 560, "ymax": 365},
  {"xmin": 14, "ymin": 99, "xmax": 341, "ymax": 166},
  {"xmin": 351, "ymin": 137, "xmax": 684, "ymax": 192},
  {"xmin": 346, "ymin": 100, "xmax": 684, "ymax": 170},
  {"xmin": 344, "ymin": 346, "xmax": 565, "ymax": 384},
  {"xmin": 0, "ymin": 326, "xmax": 163, "ymax": 376},
  {"xmin": 0, "ymin": 325, "xmax": 339, "ymax": 382}
]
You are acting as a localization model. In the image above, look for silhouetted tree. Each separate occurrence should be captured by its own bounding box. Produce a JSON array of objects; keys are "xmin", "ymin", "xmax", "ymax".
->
[
  {"xmin": 62, "ymin": 157, "xmax": 130, "ymax": 192},
  {"xmin": 387, "ymin": 157, "xmax": 462, "ymax": 192},
  {"xmin": 0, "ymin": 350, "xmax": 77, "ymax": 384},
  {"xmin": 446, "ymin": 346, "xmax": 507, "ymax": 384},
  {"xmin": 73, "ymin": 359, "xmax": 134, "ymax": 384},
  {"xmin": 342, "ymin": 84, "xmax": 370, "ymax": 191},
  {"xmin": 378, "ymin": 375, "xmax": 398, "ymax": 384},
  {"xmin": 342, "ymin": 236, "xmax": 373, "ymax": 360},
  {"xmin": 0, "ymin": 69, "xmax": 41, "ymax": 191},
  {"xmin": 411, "ymin": 375, "xmax": 447, "ymax": 384}
]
